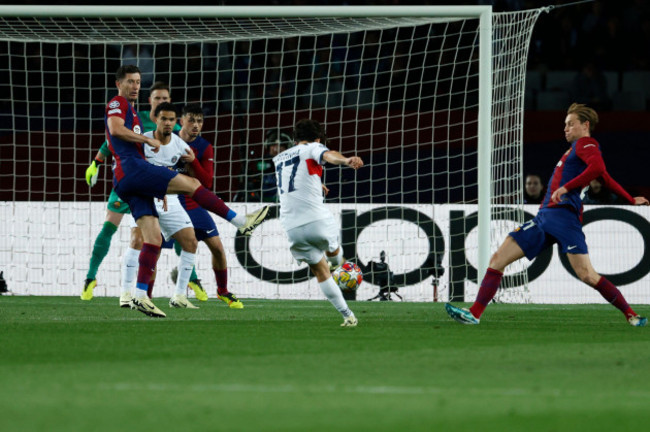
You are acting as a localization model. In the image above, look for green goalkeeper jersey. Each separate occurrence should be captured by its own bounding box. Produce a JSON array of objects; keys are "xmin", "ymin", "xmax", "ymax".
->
[{"xmin": 98, "ymin": 110, "xmax": 181, "ymax": 157}]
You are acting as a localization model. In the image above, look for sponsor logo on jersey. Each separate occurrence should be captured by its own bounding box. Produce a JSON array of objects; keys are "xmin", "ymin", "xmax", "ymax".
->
[
  {"xmin": 109, "ymin": 100, "xmax": 120, "ymax": 109},
  {"xmin": 107, "ymin": 108, "xmax": 122, "ymax": 115}
]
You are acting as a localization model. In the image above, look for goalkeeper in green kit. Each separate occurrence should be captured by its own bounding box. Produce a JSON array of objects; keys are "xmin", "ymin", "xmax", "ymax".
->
[{"xmin": 81, "ymin": 81, "xmax": 205, "ymax": 301}]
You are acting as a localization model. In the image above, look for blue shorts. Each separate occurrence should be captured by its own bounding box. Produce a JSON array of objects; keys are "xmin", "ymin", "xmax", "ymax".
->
[
  {"xmin": 161, "ymin": 237, "xmax": 175, "ymax": 249},
  {"xmin": 113, "ymin": 159, "xmax": 178, "ymax": 222},
  {"xmin": 509, "ymin": 206, "xmax": 588, "ymax": 260},
  {"xmin": 186, "ymin": 207, "xmax": 219, "ymax": 241}
]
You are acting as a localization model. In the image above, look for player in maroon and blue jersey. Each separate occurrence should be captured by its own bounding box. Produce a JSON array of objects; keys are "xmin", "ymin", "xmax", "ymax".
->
[
  {"xmin": 105, "ymin": 65, "xmax": 268, "ymax": 318},
  {"xmin": 172, "ymin": 103, "xmax": 244, "ymax": 309},
  {"xmin": 446, "ymin": 103, "xmax": 649, "ymax": 327}
]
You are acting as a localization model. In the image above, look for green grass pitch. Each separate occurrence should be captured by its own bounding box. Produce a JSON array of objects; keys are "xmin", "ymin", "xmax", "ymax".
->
[{"xmin": 1, "ymin": 296, "xmax": 649, "ymax": 432}]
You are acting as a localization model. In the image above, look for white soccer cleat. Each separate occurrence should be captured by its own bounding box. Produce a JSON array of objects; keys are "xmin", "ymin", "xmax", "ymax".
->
[
  {"xmin": 119, "ymin": 292, "xmax": 133, "ymax": 308},
  {"xmin": 130, "ymin": 296, "xmax": 166, "ymax": 318},
  {"xmin": 169, "ymin": 294, "xmax": 199, "ymax": 309},
  {"xmin": 341, "ymin": 315, "xmax": 358, "ymax": 327},
  {"xmin": 238, "ymin": 205, "xmax": 269, "ymax": 236}
]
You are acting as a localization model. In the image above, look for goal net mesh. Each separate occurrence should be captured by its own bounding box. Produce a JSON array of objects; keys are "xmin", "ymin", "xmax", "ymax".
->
[{"xmin": 0, "ymin": 8, "xmax": 544, "ymax": 301}]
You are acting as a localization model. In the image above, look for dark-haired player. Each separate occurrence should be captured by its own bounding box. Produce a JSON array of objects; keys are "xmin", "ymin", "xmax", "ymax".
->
[
  {"xmin": 274, "ymin": 119, "xmax": 363, "ymax": 327},
  {"xmin": 105, "ymin": 65, "xmax": 268, "ymax": 317},
  {"xmin": 170, "ymin": 103, "xmax": 244, "ymax": 309},
  {"xmin": 81, "ymin": 81, "xmax": 180, "ymax": 304}
]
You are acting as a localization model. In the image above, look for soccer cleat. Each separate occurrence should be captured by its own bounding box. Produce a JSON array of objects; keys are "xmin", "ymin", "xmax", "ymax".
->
[
  {"xmin": 119, "ymin": 292, "xmax": 133, "ymax": 308},
  {"xmin": 81, "ymin": 278, "xmax": 96, "ymax": 300},
  {"xmin": 238, "ymin": 205, "xmax": 269, "ymax": 236},
  {"xmin": 341, "ymin": 315, "xmax": 358, "ymax": 327},
  {"xmin": 445, "ymin": 303, "xmax": 480, "ymax": 325},
  {"xmin": 169, "ymin": 294, "xmax": 199, "ymax": 309},
  {"xmin": 188, "ymin": 279, "xmax": 208, "ymax": 302},
  {"xmin": 130, "ymin": 296, "xmax": 166, "ymax": 318},
  {"xmin": 628, "ymin": 315, "xmax": 648, "ymax": 327},
  {"xmin": 217, "ymin": 292, "xmax": 244, "ymax": 309}
]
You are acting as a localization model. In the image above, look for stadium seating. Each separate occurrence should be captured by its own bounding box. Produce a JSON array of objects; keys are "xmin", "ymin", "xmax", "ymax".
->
[{"xmin": 536, "ymin": 90, "xmax": 570, "ymax": 111}]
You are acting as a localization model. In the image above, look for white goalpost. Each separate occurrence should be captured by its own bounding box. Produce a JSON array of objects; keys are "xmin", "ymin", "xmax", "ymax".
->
[{"xmin": 0, "ymin": 5, "xmax": 548, "ymax": 302}]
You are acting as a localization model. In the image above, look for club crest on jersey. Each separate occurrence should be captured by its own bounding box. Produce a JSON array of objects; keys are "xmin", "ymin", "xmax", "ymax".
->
[
  {"xmin": 171, "ymin": 155, "xmax": 179, "ymax": 164},
  {"xmin": 133, "ymin": 125, "xmax": 141, "ymax": 134},
  {"xmin": 109, "ymin": 100, "xmax": 120, "ymax": 109}
]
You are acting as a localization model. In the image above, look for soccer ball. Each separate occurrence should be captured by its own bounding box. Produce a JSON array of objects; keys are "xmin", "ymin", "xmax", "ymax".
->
[{"xmin": 332, "ymin": 262, "xmax": 363, "ymax": 292}]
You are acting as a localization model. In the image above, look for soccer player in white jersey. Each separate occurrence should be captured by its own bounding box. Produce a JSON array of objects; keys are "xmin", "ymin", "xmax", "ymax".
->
[
  {"xmin": 273, "ymin": 119, "xmax": 364, "ymax": 327},
  {"xmin": 123, "ymin": 102, "xmax": 200, "ymax": 309}
]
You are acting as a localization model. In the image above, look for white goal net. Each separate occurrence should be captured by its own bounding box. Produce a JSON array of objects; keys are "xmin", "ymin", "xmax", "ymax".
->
[{"xmin": 0, "ymin": 6, "xmax": 546, "ymax": 302}]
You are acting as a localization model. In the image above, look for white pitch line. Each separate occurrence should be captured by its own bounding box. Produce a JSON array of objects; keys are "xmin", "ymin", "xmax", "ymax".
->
[{"xmin": 95, "ymin": 382, "xmax": 650, "ymax": 398}]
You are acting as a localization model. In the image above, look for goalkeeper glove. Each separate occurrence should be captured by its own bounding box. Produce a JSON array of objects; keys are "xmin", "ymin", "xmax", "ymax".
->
[{"xmin": 85, "ymin": 159, "xmax": 102, "ymax": 187}]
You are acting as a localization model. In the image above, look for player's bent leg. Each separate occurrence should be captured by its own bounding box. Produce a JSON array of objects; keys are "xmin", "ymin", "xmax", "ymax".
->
[
  {"xmin": 105, "ymin": 208, "xmax": 125, "ymax": 226},
  {"xmin": 130, "ymin": 216, "xmax": 165, "ymax": 316},
  {"xmin": 136, "ymin": 216, "xmax": 163, "ymax": 246},
  {"xmin": 130, "ymin": 226, "xmax": 145, "ymax": 250},
  {"xmin": 566, "ymin": 253, "xmax": 600, "ymax": 286},
  {"xmin": 171, "ymin": 228, "xmax": 199, "ymax": 307},
  {"xmin": 120, "ymin": 247, "xmax": 140, "ymax": 307},
  {"xmin": 325, "ymin": 246, "xmax": 344, "ymax": 271},
  {"xmin": 489, "ymin": 236, "xmax": 526, "ymax": 272},
  {"xmin": 445, "ymin": 236, "xmax": 523, "ymax": 323},
  {"xmin": 309, "ymin": 257, "xmax": 356, "ymax": 326},
  {"xmin": 204, "ymin": 236, "xmax": 239, "ymax": 307},
  {"xmin": 166, "ymin": 173, "xmax": 201, "ymax": 196},
  {"xmin": 175, "ymin": 178, "xmax": 269, "ymax": 235},
  {"xmin": 568, "ymin": 253, "xmax": 646, "ymax": 326},
  {"xmin": 82, "ymin": 210, "xmax": 125, "ymax": 300}
]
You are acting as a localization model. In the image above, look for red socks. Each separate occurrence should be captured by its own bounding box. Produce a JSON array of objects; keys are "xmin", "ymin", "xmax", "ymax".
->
[
  {"xmin": 191, "ymin": 186, "xmax": 232, "ymax": 220},
  {"xmin": 469, "ymin": 267, "xmax": 503, "ymax": 319},
  {"xmin": 214, "ymin": 268, "xmax": 228, "ymax": 295},
  {"xmin": 594, "ymin": 276, "xmax": 636, "ymax": 319},
  {"xmin": 136, "ymin": 243, "xmax": 160, "ymax": 294}
]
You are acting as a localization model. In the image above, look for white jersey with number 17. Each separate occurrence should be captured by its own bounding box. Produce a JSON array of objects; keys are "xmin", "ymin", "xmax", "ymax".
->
[{"xmin": 273, "ymin": 142, "xmax": 329, "ymax": 231}]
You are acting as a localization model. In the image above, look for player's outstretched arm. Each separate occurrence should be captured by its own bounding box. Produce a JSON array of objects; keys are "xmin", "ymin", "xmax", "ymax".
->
[
  {"xmin": 322, "ymin": 150, "xmax": 364, "ymax": 170},
  {"xmin": 633, "ymin": 196, "xmax": 650, "ymax": 206}
]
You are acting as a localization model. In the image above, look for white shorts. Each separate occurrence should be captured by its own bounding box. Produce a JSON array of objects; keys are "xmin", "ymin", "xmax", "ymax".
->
[
  {"xmin": 129, "ymin": 195, "xmax": 193, "ymax": 241},
  {"xmin": 286, "ymin": 217, "xmax": 340, "ymax": 265}
]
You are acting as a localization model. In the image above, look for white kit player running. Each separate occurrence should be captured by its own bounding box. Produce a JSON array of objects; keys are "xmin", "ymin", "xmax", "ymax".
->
[
  {"xmin": 274, "ymin": 119, "xmax": 364, "ymax": 327},
  {"xmin": 123, "ymin": 102, "xmax": 200, "ymax": 309}
]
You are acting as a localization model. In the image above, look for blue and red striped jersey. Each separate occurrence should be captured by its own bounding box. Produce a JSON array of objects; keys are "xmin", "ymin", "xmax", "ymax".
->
[
  {"xmin": 175, "ymin": 133, "xmax": 214, "ymax": 210},
  {"xmin": 105, "ymin": 95, "xmax": 144, "ymax": 182}
]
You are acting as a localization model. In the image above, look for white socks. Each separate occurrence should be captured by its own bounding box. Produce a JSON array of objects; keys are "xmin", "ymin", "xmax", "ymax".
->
[
  {"xmin": 176, "ymin": 250, "xmax": 196, "ymax": 295},
  {"xmin": 319, "ymin": 277, "xmax": 353, "ymax": 318},
  {"xmin": 230, "ymin": 214, "xmax": 246, "ymax": 228},
  {"xmin": 326, "ymin": 249, "xmax": 343, "ymax": 268},
  {"xmin": 122, "ymin": 247, "xmax": 140, "ymax": 296}
]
